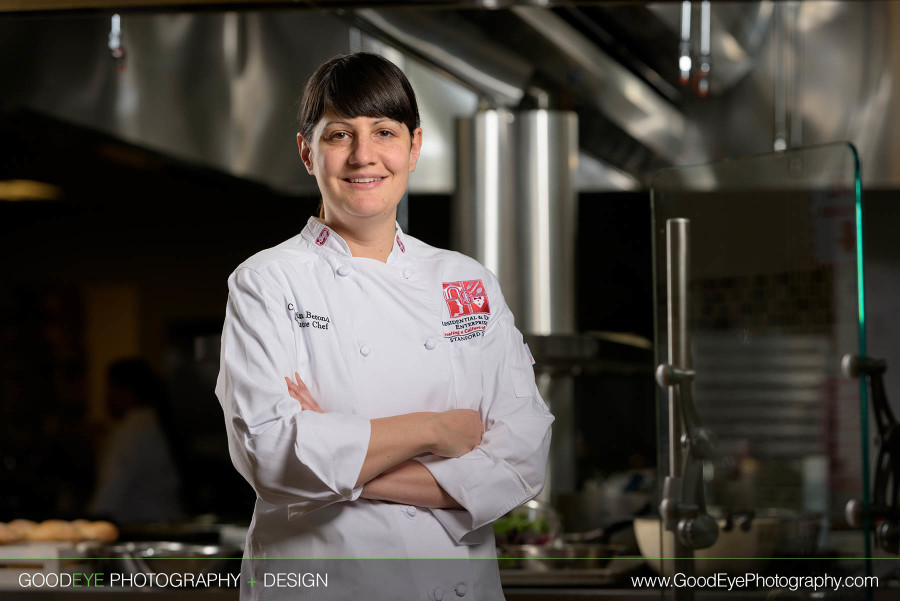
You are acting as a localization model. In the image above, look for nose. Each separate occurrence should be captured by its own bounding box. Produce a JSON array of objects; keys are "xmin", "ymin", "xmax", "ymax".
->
[{"xmin": 349, "ymin": 135, "xmax": 375, "ymax": 165}]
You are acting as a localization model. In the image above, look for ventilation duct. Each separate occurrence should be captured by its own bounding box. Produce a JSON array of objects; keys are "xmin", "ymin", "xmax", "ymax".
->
[{"xmin": 456, "ymin": 109, "xmax": 577, "ymax": 335}]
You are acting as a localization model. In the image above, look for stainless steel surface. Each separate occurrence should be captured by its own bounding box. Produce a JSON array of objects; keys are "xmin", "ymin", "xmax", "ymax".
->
[
  {"xmin": 351, "ymin": 9, "xmax": 530, "ymax": 108},
  {"xmin": 655, "ymin": 363, "xmax": 719, "ymax": 557},
  {"xmin": 673, "ymin": 2, "xmax": 895, "ymax": 185},
  {"xmin": 517, "ymin": 110, "xmax": 578, "ymax": 336},
  {"xmin": 663, "ymin": 217, "xmax": 694, "ymax": 599},
  {"xmin": 456, "ymin": 109, "xmax": 578, "ymax": 499},
  {"xmin": 455, "ymin": 109, "xmax": 518, "ymax": 313},
  {"xmin": 354, "ymin": 7, "xmax": 663, "ymax": 184},
  {"xmin": 0, "ymin": 7, "xmax": 641, "ymax": 201},
  {"xmin": 650, "ymin": 2, "xmax": 769, "ymax": 95},
  {"xmin": 666, "ymin": 218, "xmax": 691, "ymax": 480},
  {"xmin": 678, "ymin": 1, "xmax": 692, "ymax": 85},
  {"xmin": 3, "ymin": 2, "xmax": 900, "ymax": 188},
  {"xmin": 455, "ymin": 109, "xmax": 577, "ymax": 333},
  {"xmin": 575, "ymin": 152, "xmax": 640, "ymax": 193},
  {"xmin": 103, "ymin": 541, "xmax": 241, "ymax": 579},
  {"xmin": 510, "ymin": 5, "xmax": 686, "ymax": 166},
  {"xmin": 0, "ymin": 11, "xmax": 353, "ymax": 194},
  {"xmin": 0, "ymin": 11, "xmax": 482, "ymax": 196},
  {"xmin": 666, "ymin": 218, "xmax": 692, "ymax": 373}
]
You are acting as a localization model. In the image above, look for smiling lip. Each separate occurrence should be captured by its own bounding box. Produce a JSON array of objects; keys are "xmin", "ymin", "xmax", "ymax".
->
[{"xmin": 343, "ymin": 175, "xmax": 386, "ymax": 189}]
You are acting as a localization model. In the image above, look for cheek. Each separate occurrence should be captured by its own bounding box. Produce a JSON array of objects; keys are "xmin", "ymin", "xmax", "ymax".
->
[
  {"xmin": 386, "ymin": 150, "xmax": 412, "ymax": 175},
  {"xmin": 319, "ymin": 154, "xmax": 345, "ymax": 181}
]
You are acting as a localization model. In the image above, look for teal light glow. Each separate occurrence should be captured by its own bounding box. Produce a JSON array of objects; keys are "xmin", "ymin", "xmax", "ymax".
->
[{"xmin": 853, "ymin": 153, "xmax": 872, "ymax": 576}]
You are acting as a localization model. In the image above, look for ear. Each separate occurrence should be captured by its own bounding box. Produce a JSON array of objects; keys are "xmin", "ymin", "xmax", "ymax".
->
[
  {"xmin": 298, "ymin": 133, "xmax": 315, "ymax": 175},
  {"xmin": 408, "ymin": 128, "xmax": 423, "ymax": 173}
]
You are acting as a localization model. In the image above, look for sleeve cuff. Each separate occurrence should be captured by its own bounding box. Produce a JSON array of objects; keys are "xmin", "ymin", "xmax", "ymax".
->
[
  {"xmin": 297, "ymin": 410, "xmax": 371, "ymax": 499},
  {"xmin": 270, "ymin": 411, "xmax": 371, "ymax": 518},
  {"xmin": 413, "ymin": 450, "xmax": 532, "ymax": 544}
]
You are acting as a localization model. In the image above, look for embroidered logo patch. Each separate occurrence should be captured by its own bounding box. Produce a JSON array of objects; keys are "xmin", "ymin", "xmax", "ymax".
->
[
  {"xmin": 315, "ymin": 228, "xmax": 330, "ymax": 246},
  {"xmin": 397, "ymin": 235, "xmax": 406, "ymax": 254},
  {"xmin": 442, "ymin": 280, "xmax": 490, "ymax": 342},
  {"xmin": 443, "ymin": 280, "xmax": 490, "ymax": 317}
]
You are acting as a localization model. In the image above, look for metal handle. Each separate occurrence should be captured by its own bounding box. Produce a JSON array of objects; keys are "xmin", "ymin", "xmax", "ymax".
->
[
  {"xmin": 660, "ymin": 218, "xmax": 698, "ymax": 599},
  {"xmin": 666, "ymin": 218, "xmax": 691, "ymax": 371},
  {"xmin": 666, "ymin": 218, "xmax": 690, "ymax": 480}
]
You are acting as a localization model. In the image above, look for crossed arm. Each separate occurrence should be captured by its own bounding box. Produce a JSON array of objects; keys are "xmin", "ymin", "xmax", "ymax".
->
[{"xmin": 285, "ymin": 373, "xmax": 478, "ymax": 509}]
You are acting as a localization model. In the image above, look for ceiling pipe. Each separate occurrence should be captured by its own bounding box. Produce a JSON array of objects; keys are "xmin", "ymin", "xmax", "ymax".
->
[{"xmin": 349, "ymin": 8, "xmax": 533, "ymax": 108}]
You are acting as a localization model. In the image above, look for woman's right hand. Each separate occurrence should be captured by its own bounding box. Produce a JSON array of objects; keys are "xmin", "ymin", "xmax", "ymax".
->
[
  {"xmin": 285, "ymin": 372, "xmax": 324, "ymax": 413},
  {"xmin": 427, "ymin": 409, "xmax": 484, "ymax": 457}
]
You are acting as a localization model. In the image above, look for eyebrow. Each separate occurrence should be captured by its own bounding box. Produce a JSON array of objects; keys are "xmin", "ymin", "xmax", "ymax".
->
[{"xmin": 323, "ymin": 118, "xmax": 397, "ymax": 127}]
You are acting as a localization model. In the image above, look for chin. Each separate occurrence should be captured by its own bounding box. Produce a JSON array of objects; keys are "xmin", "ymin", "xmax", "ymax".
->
[{"xmin": 345, "ymin": 201, "xmax": 396, "ymax": 218}]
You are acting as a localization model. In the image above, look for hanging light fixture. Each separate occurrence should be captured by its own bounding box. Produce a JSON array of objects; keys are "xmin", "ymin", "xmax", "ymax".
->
[
  {"xmin": 108, "ymin": 13, "xmax": 126, "ymax": 72},
  {"xmin": 678, "ymin": 1, "xmax": 693, "ymax": 86}
]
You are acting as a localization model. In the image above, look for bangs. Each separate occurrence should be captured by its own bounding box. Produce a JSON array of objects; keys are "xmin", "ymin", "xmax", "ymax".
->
[
  {"xmin": 298, "ymin": 53, "xmax": 419, "ymax": 140},
  {"xmin": 323, "ymin": 65, "xmax": 413, "ymax": 127}
]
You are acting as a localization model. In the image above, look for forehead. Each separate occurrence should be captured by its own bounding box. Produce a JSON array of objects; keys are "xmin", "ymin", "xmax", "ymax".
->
[{"xmin": 318, "ymin": 113, "xmax": 401, "ymax": 128}]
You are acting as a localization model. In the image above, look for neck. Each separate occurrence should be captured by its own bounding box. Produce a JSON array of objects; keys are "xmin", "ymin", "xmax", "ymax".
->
[{"xmin": 321, "ymin": 213, "xmax": 397, "ymax": 262}]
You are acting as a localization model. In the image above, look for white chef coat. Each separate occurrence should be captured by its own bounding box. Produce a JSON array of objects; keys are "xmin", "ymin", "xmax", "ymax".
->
[{"xmin": 216, "ymin": 217, "xmax": 554, "ymax": 601}]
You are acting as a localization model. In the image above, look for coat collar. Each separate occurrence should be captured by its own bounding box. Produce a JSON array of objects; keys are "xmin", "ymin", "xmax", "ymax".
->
[{"xmin": 300, "ymin": 217, "xmax": 413, "ymax": 265}]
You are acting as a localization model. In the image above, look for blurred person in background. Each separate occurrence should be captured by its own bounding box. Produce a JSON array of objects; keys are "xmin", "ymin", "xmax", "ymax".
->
[{"xmin": 89, "ymin": 358, "xmax": 184, "ymax": 524}]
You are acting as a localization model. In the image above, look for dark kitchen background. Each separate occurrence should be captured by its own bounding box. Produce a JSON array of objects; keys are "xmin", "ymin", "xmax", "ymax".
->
[
  {"xmin": 1, "ymin": 2, "xmax": 900, "ymax": 595},
  {"xmin": 0, "ymin": 107, "xmax": 654, "ymax": 520}
]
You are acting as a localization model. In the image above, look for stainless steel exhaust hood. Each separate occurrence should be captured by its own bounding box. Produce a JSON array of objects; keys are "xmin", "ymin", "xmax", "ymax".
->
[
  {"xmin": 2, "ymin": 2, "xmax": 895, "ymax": 189},
  {"xmin": 0, "ymin": 4, "xmax": 683, "ymax": 195}
]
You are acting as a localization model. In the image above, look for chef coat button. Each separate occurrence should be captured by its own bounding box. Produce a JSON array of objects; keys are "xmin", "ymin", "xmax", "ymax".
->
[
  {"xmin": 360, "ymin": 345, "xmax": 371, "ymax": 357},
  {"xmin": 424, "ymin": 338, "xmax": 437, "ymax": 350},
  {"xmin": 454, "ymin": 583, "xmax": 468, "ymax": 597},
  {"xmin": 402, "ymin": 268, "xmax": 413, "ymax": 279},
  {"xmin": 405, "ymin": 506, "xmax": 417, "ymax": 517},
  {"xmin": 432, "ymin": 587, "xmax": 444, "ymax": 601},
  {"xmin": 337, "ymin": 265, "xmax": 352, "ymax": 276}
]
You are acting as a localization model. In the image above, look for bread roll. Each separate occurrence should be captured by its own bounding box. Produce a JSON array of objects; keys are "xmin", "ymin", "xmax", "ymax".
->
[
  {"xmin": 28, "ymin": 519, "xmax": 81, "ymax": 543},
  {"xmin": 7, "ymin": 519, "xmax": 36, "ymax": 539},
  {"xmin": 79, "ymin": 521, "xmax": 119, "ymax": 543},
  {"xmin": 0, "ymin": 523, "xmax": 22, "ymax": 545}
]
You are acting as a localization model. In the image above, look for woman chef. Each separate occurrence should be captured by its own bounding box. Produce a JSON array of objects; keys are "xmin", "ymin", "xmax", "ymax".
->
[{"xmin": 216, "ymin": 53, "xmax": 554, "ymax": 601}]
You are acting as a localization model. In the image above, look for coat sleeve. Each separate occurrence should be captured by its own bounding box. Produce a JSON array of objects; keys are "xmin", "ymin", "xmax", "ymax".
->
[
  {"xmin": 215, "ymin": 266, "xmax": 371, "ymax": 514},
  {"xmin": 414, "ymin": 274, "xmax": 554, "ymax": 544}
]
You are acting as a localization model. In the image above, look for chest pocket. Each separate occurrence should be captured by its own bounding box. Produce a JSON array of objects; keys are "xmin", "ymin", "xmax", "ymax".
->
[{"xmin": 449, "ymin": 344, "xmax": 483, "ymax": 411}]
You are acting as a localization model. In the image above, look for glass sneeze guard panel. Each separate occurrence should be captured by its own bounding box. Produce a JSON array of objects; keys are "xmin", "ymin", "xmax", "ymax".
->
[{"xmin": 649, "ymin": 143, "xmax": 871, "ymax": 596}]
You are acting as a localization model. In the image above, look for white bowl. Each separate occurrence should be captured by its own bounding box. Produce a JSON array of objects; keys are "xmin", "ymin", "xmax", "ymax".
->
[{"xmin": 633, "ymin": 517, "xmax": 780, "ymax": 576}]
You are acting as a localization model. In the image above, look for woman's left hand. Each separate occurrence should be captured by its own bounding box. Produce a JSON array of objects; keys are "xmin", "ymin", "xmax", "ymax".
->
[{"xmin": 285, "ymin": 372, "xmax": 324, "ymax": 413}]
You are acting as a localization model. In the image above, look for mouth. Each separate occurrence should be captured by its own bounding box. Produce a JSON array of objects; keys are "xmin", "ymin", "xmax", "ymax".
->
[{"xmin": 343, "ymin": 176, "xmax": 386, "ymax": 184}]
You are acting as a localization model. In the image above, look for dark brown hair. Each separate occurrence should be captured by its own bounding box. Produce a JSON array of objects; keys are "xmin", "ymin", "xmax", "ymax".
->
[{"xmin": 297, "ymin": 52, "xmax": 420, "ymax": 142}]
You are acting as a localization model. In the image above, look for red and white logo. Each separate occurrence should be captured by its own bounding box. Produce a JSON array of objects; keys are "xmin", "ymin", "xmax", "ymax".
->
[
  {"xmin": 315, "ymin": 228, "xmax": 330, "ymax": 246},
  {"xmin": 442, "ymin": 280, "xmax": 490, "ymax": 318},
  {"xmin": 397, "ymin": 235, "xmax": 406, "ymax": 254}
]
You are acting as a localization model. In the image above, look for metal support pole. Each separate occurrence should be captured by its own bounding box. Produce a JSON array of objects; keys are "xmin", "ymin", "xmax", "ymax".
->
[{"xmin": 666, "ymin": 218, "xmax": 694, "ymax": 600}]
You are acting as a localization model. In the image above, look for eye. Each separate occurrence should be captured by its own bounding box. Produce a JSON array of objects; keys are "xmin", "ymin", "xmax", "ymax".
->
[
  {"xmin": 328, "ymin": 131, "xmax": 349, "ymax": 140},
  {"xmin": 376, "ymin": 129, "xmax": 394, "ymax": 138}
]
